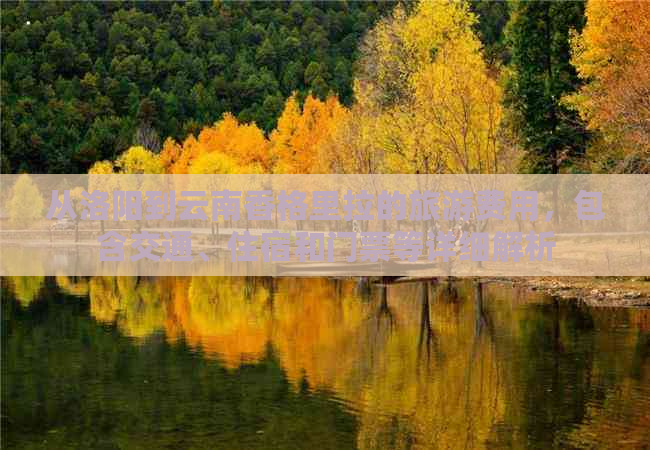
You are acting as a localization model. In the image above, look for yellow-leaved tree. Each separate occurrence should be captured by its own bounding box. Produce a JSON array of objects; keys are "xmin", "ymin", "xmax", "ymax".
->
[
  {"xmin": 8, "ymin": 174, "xmax": 44, "ymax": 226},
  {"xmin": 325, "ymin": 1, "xmax": 504, "ymax": 175},
  {"xmin": 115, "ymin": 146, "xmax": 164, "ymax": 174}
]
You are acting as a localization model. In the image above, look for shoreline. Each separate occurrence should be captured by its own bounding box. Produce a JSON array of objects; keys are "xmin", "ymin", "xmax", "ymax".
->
[{"xmin": 488, "ymin": 277, "xmax": 650, "ymax": 307}]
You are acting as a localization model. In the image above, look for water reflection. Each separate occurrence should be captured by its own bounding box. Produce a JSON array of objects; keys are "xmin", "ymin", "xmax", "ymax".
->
[{"xmin": 2, "ymin": 276, "xmax": 649, "ymax": 449}]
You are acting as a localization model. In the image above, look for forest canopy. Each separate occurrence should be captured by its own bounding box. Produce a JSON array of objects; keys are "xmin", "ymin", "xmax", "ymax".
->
[
  {"xmin": 1, "ymin": 0, "xmax": 648, "ymax": 175},
  {"xmin": 1, "ymin": 0, "xmax": 393, "ymax": 173}
]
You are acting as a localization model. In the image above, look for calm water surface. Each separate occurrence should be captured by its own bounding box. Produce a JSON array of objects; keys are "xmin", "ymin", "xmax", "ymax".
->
[{"xmin": 2, "ymin": 277, "xmax": 649, "ymax": 449}]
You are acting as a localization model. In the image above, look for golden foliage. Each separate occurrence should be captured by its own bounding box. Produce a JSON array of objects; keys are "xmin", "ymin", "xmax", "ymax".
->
[
  {"xmin": 339, "ymin": 1, "xmax": 503, "ymax": 175},
  {"xmin": 51, "ymin": 275, "xmax": 650, "ymax": 449},
  {"xmin": 98, "ymin": 2, "xmax": 505, "ymax": 177},
  {"xmin": 569, "ymin": 0, "xmax": 650, "ymax": 171},
  {"xmin": 8, "ymin": 174, "xmax": 44, "ymax": 225},
  {"xmin": 271, "ymin": 94, "xmax": 348, "ymax": 174},
  {"xmin": 163, "ymin": 113, "xmax": 271, "ymax": 174},
  {"xmin": 115, "ymin": 146, "xmax": 164, "ymax": 174},
  {"xmin": 6, "ymin": 276, "xmax": 45, "ymax": 307}
]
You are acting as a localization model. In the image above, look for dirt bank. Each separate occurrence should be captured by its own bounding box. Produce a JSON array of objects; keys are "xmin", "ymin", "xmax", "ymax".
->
[{"xmin": 493, "ymin": 277, "xmax": 650, "ymax": 307}]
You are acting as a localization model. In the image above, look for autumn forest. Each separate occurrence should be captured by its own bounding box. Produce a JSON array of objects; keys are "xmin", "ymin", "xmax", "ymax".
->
[
  {"xmin": 2, "ymin": 1, "xmax": 648, "ymax": 176},
  {"xmin": 2, "ymin": 2, "xmax": 650, "ymax": 449}
]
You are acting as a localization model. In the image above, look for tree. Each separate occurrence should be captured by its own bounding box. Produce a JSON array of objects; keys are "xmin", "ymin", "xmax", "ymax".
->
[
  {"xmin": 410, "ymin": 35, "xmax": 502, "ymax": 174},
  {"xmin": 162, "ymin": 113, "xmax": 271, "ymax": 174},
  {"xmin": 8, "ymin": 174, "xmax": 44, "ymax": 226},
  {"xmin": 188, "ymin": 151, "xmax": 242, "ymax": 175},
  {"xmin": 1, "ymin": 1, "xmax": 393, "ymax": 173},
  {"xmin": 133, "ymin": 123, "xmax": 162, "ymax": 153},
  {"xmin": 340, "ymin": 1, "xmax": 504, "ymax": 175},
  {"xmin": 271, "ymin": 94, "xmax": 347, "ymax": 174},
  {"xmin": 469, "ymin": 0, "xmax": 511, "ymax": 67},
  {"xmin": 115, "ymin": 146, "xmax": 164, "ymax": 174},
  {"xmin": 567, "ymin": 0, "xmax": 650, "ymax": 173},
  {"xmin": 317, "ymin": 99, "xmax": 385, "ymax": 175},
  {"xmin": 505, "ymin": 0, "xmax": 589, "ymax": 174}
]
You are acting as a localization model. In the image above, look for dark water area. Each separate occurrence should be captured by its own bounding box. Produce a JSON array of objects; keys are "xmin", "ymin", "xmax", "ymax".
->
[{"xmin": 2, "ymin": 277, "xmax": 649, "ymax": 449}]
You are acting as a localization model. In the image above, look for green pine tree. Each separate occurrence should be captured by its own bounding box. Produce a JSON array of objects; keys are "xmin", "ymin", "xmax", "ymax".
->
[{"xmin": 505, "ymin": 0, "xmax": 589, "ymax": 174}]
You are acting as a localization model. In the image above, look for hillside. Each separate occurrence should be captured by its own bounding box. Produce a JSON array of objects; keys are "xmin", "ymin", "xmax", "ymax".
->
[{"xmin": 1, "ymin": 1, "xmax": 393, "ymax": 173}]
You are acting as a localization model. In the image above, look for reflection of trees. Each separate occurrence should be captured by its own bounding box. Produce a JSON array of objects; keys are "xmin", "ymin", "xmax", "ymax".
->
[
  {"xmin": 178, "ymin": 277, "xmax": 272, "ymax": 367},
  {"xmin": 86, "ymin": 277, "xmax": 167, "ymax": 338},
  {"xmin": 564, "ymin": 308, "xmax": 650, "ymax": 448},
  {"xmin": 55, "ymin": 276, "xmax": 89, "ymax": 297},
  {"xmin": 355, "ymin": 276, "xmax": 373, "ymax": 300},
  {"xmin": 370, "ymin": 284, "xmax": 396, "ymax": 338},
  {"xmin": 416, "ymin": 282, "xmax": 440, "ymax": 372},
  {"xmin": 5, "ymin": 276, "xmax": 44, "ymax": 307},
  {"xmin": 270, "ymin": 278, "xmax": 372, "ymax": 390},
  {"xmin": 351, "ymin": 281, "xmax": 507, "ymax": 450},
  {"xmin": 34, "ymin": 275, "xmax": 650, "ymax": 449},
  {"xmin": 462, "ymin": 281, "xmax": 500, "ymax": 450},
  {"xmin": 444, "ymin": 281, "xmax": 461, "ymax": 304},
  {"xmin": 497, "ymin": 295, "xmax": 600, "ymax": 448},
  {"xmin": 473, "ymin": 281, "xmax": 494, "ymax": 340},
  {"xmin": 2, "ymin": 292, "xmax": 360, "ymax": 449},
  {"xmin": 75, "ymin": 276, "xmax": 510, "ymax": 449}
]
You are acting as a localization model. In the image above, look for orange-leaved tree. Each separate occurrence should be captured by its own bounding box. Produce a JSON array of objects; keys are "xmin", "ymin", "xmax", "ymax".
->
[
  {"xmin": 162, "ymin": 113, "xmax": 271, "ymax": 174},
  {"xmin": 568, "ymin": 0, "xmax": 650, "ymax": 172},
  {"xmin": 271, "ymin": 93, "xmax": 348, "ymax": 174}
]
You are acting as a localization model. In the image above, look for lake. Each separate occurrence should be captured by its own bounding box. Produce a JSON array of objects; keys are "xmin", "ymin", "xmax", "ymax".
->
[{"xmin": 2, "ymin": 277, "xmax": 649, "ymax": 449}]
